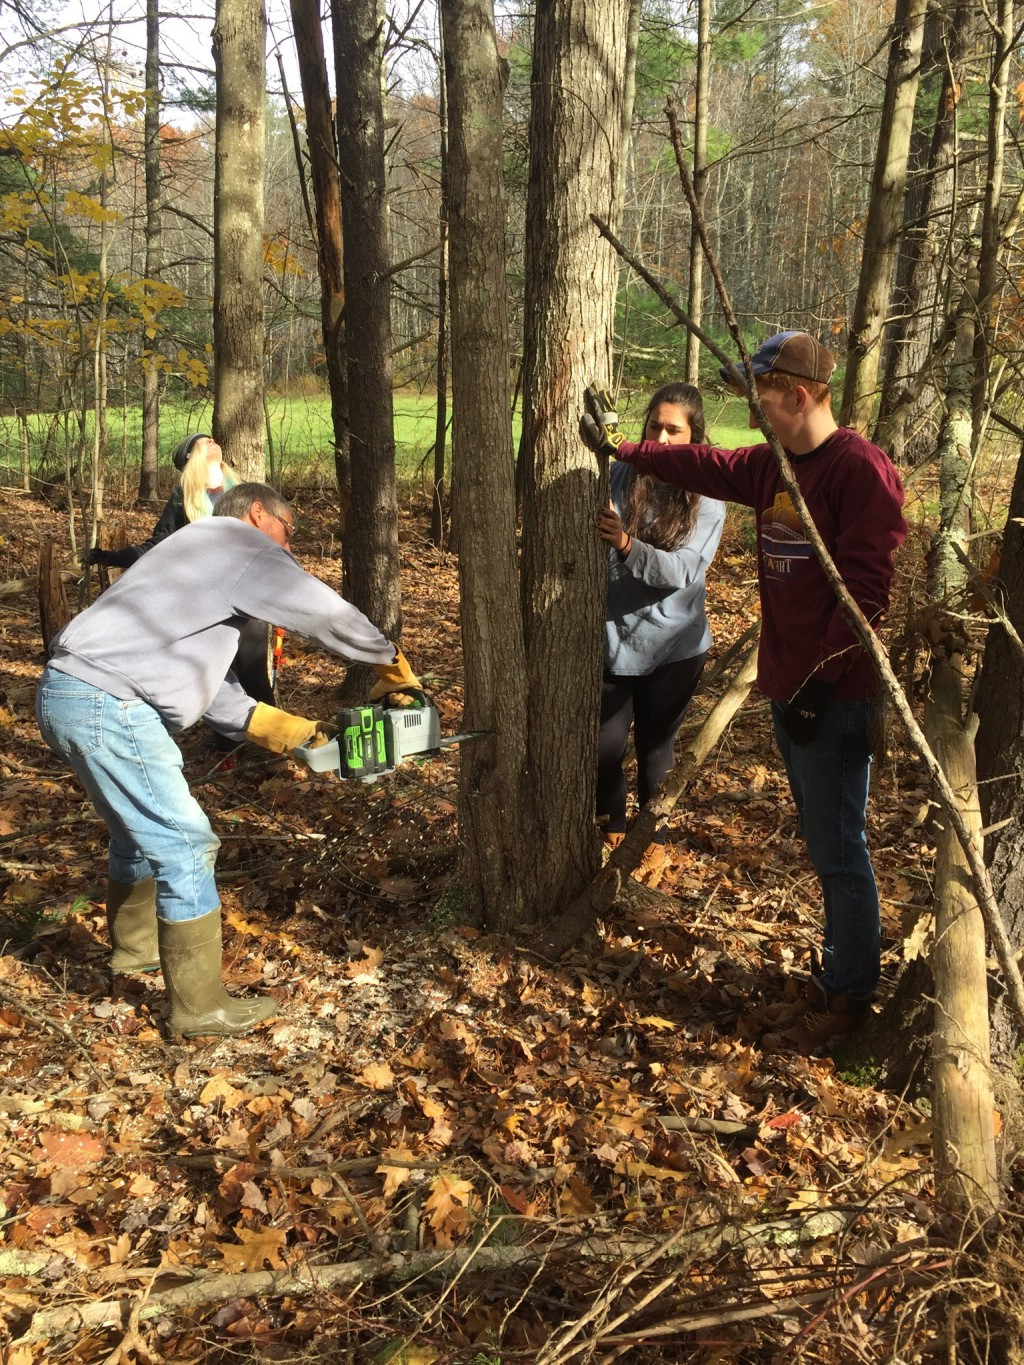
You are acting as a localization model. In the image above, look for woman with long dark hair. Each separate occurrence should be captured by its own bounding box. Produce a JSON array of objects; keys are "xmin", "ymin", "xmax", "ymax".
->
[{"xmin": 597, "ymin": 382, "xmax": 725, "ymax": 863}]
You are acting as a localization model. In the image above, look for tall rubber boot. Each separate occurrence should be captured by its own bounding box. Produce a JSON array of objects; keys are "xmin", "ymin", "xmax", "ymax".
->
[
  {"xmin": 106, "ymin": 878, "xmax": 160, "ymax": 975},
  {"xmin": 158, "ymin": 911, "xmax": 277, "ymax": 1039}
]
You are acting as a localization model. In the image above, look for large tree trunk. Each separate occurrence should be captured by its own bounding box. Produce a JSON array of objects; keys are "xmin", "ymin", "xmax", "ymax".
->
[
  {"xmin": 139, "ymin": 0, "xmax": 162, "ymax": 504},
  {"xmin": 518, "ymin": 0, "xmax": 631, "ymax": 916},
  {"xmin": 333, "ymin": 0, "xmax": 401, "ymax": 640},
  {"xmin": 212, "ymin": 0, "xmax": 266, "ymax": 480},
  {"xmin": 975, "ymin": 440, "xmax": 1024, "ymax": 1068},
  {"xmin": 441, "ymin": 0, "xmax": 538, "ymax": 931},
  {"xmin": 290, "ymin": 0, "xmax": 350, "ymax": 526},
  {"xmin": 839, "ymin": 0, "xmax": 929, "ymax": 433}
]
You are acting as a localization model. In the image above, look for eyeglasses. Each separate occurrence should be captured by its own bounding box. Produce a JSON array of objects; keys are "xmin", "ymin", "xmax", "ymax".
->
[{"xmin": 265, "ymin": 508, "xmax": 295, "ymax": 543}]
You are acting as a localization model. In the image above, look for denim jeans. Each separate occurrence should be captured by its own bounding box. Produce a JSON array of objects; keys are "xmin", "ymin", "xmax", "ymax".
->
[
  {"xmin": 36, "ymin": 666, "xmax": 220, "ymax": 922},
  {"xmin": 771, "ymin": 696, "xmax": 879, "ymax": 999}
]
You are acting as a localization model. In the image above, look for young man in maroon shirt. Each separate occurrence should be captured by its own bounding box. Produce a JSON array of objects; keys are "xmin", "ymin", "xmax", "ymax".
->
[{"xmin": 582, "ymin": 332, "xmax": 907, "ymax": 1045}]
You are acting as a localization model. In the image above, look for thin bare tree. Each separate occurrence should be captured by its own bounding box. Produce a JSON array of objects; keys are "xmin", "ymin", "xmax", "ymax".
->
[{"xmin": 838, "ymin": 0, "xmax": 930, "ymax": 432}]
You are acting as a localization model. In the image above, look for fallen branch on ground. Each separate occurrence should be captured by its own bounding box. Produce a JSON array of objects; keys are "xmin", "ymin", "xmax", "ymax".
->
[
  {"xmin": 0, "ymin": 569, "xmax": 78, "ymax": 598},
  {"xmin": 13, "ymin": 1207, "xmax": 860, "ymax": 1346}
]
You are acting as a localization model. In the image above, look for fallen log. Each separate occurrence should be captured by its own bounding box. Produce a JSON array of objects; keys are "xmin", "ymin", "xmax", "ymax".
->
[
  {"xmin": 12, "ymin": 1207, "xmax": 857, "ymax": 1346},
  {"xmin": 0, "ymin": 569, "xmax": 77, "ymax": 598}
]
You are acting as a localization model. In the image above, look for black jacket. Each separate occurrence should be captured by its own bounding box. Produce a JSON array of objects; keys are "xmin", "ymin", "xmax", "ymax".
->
[{"xmin": 99, "ymin": 488, "xmax": 187, "ymax": 568}]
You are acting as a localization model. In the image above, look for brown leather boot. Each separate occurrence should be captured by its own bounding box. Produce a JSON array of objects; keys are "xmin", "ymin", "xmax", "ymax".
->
[
  {"xmin": 106, "ymin": 878, "xmax": 160, "ymax": 975},
  {"xmin": 636, "ymin": 843, "xmax": 668, "ymax": 888},
  {"xmin": 158, "ymin": 911, "xmax": 277, "ymax": 1039},
  {"xmin": 601, "ymin": 831, "xmax": 626, "ymax": 865},
  {"xmin": 787, "ymin": 991, "xmax": 874, "ymax": 1052},
  {"xmin": 795, "ymin": 974, "xmax": 828, "ymax": 1015}
]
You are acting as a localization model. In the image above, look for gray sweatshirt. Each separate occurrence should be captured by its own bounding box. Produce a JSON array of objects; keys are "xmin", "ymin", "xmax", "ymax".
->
[
  {"xmin": 49, "ymin": 517, "xmax": 394, "ymax": 739},
  {"xmin": 605, "ymin": 462, "xmax": 725, "ymax": 675}
]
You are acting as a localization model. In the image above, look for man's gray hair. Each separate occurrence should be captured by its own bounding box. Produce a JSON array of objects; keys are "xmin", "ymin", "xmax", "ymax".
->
[{"xmin": 214, "ymin": 482, "xmax": 291, "ymax": 522}]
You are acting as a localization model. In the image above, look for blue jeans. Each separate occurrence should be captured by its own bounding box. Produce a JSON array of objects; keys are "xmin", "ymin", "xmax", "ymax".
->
[
  {"xmin": 36, "ymin": 667, "xmax": 220, "ymax": 922},
  {"xmin": 771, "ymin": 697, "xmax": 879, "ymax": 999}
]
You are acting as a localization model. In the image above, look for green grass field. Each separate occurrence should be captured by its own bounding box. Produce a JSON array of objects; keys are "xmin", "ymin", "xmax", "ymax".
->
[{"xmin": 0, "ymin": 388, "xmax": 754, "ymax": 488}]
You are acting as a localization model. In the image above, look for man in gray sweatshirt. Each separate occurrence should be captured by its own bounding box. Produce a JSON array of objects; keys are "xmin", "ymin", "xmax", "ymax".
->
[{"xmin": 37, "ymin": 482, "xmax": 421, "ymax": 1039}]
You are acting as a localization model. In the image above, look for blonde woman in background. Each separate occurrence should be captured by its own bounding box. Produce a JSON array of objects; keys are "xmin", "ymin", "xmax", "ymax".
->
[
  {"xmin": 89, "ymin": 434, "xmax": 279, "ymax": 742},
  {"xmin": 89, "ymin": 433, "xmax": 240, "ymax": 568}
]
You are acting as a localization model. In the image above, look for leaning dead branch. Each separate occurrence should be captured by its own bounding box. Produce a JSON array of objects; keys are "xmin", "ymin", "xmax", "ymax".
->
[{"xmin": 545, "ymin": 636, "xmax": 759, "ymax": 950}]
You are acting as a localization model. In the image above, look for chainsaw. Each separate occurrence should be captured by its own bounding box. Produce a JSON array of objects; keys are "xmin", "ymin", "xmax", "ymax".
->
[{"xmin": 295, "ymin": 695, "xmax": 488, "ymax": 782}]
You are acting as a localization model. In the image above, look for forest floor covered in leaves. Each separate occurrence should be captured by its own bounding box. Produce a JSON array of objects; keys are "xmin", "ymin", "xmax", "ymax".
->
[{"xmin": 1, "ymin": 478, "xmax": 1023, "ymax": 1364}]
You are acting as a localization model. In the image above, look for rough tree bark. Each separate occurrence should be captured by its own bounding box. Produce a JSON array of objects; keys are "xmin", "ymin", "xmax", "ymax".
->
[
  {"xmin": 518, "ymin": 0, "xmax": 632, "ymax": 916},
  {"xmin": 333, "ymin": 0, "xmax": 401, "ymax": 640},
  {"xmin": 290, "ymin": 0, "xmax": 350, "ymax": 526},
  {"xmin": 37, "ymin": 541, "xmax": 70, "ymax": 656},
  {"xmin": 923, "ymin": 307, "xmax": 998, "ymax": 1217},
  {"xmin": 685, "ymin": 0, "xmax": 710, "ymax": 388},
  {"xmin": 212, "ymin": 0, "xmax": 266, "ymax": 480},
  {"xmin": 619, "ymin": 0, "xmax": 641, "ymax": 197},
  {"xmin": 873, "ymin": 0, "xmax": 972, "ymax": 464},
  {"xmin": 975, "ymin": 441, "xmax": 1024, "ymax": 1070},
  {"xmin": 441, "ymin": 0, "xmax": 538, "ymax": 930},
  {"xmin": 927, "ymin": 658, "xmax": 999, "ymax": 1216},
  {"xmin": 139, "ymin": 0, "xmax": 161, "ymax": 503},
  {"xmin": 430, "ymin": 23, "xmax": 449, "ymax": 550},
  {"xmin": 970, "ymin": 0, "xmax": 1015, "ymax": 451},
  {"xmin": 840, "ymin": 0, "xmax": 929, "ymax": 433}
]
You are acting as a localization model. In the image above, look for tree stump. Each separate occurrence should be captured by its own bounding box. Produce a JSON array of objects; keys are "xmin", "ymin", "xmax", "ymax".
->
[{"xmin": 37, "ymin": 539, "xmax": 70, "ymax": 656}]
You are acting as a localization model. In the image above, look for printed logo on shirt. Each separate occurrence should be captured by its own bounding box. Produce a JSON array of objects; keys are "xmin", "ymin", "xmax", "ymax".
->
[{"xmin": 761, "ymin": 491, "xmax": 812, "ymax": 582}]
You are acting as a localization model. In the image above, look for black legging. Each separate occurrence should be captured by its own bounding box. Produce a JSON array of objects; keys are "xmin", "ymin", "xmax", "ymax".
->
[{"xmin": 596, "ymin": 652, "xmax": 707, "ymax": 834}]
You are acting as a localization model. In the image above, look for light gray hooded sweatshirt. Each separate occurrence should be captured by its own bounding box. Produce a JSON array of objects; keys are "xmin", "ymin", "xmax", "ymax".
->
[{"xmin": 48, "ymin": 517, "xmax": 394, "ymax": 739}]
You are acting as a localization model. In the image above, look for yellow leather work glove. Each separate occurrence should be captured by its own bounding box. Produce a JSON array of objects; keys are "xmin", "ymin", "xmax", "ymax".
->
[
  {"xmin": 368, "ymin": 647, "xmax": 422, "ymax": 703},
  {"xmin": 245, "ymin": 702, "xmax": 319, "ymax": 754},
  {"xmin": 580, "ymin": 384, "xmax": 627, "ymax": 458}
]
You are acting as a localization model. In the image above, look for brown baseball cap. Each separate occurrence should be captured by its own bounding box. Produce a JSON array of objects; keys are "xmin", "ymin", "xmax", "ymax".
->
[{"xmin": 721, "ymin": 331, "xmax": 836, "ymax": 386}]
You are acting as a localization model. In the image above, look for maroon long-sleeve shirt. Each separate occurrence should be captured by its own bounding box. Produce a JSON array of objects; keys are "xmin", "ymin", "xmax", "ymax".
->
[{"xmin": 614, "ymin": 427, "xmax": 907, "ymax": 702}]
